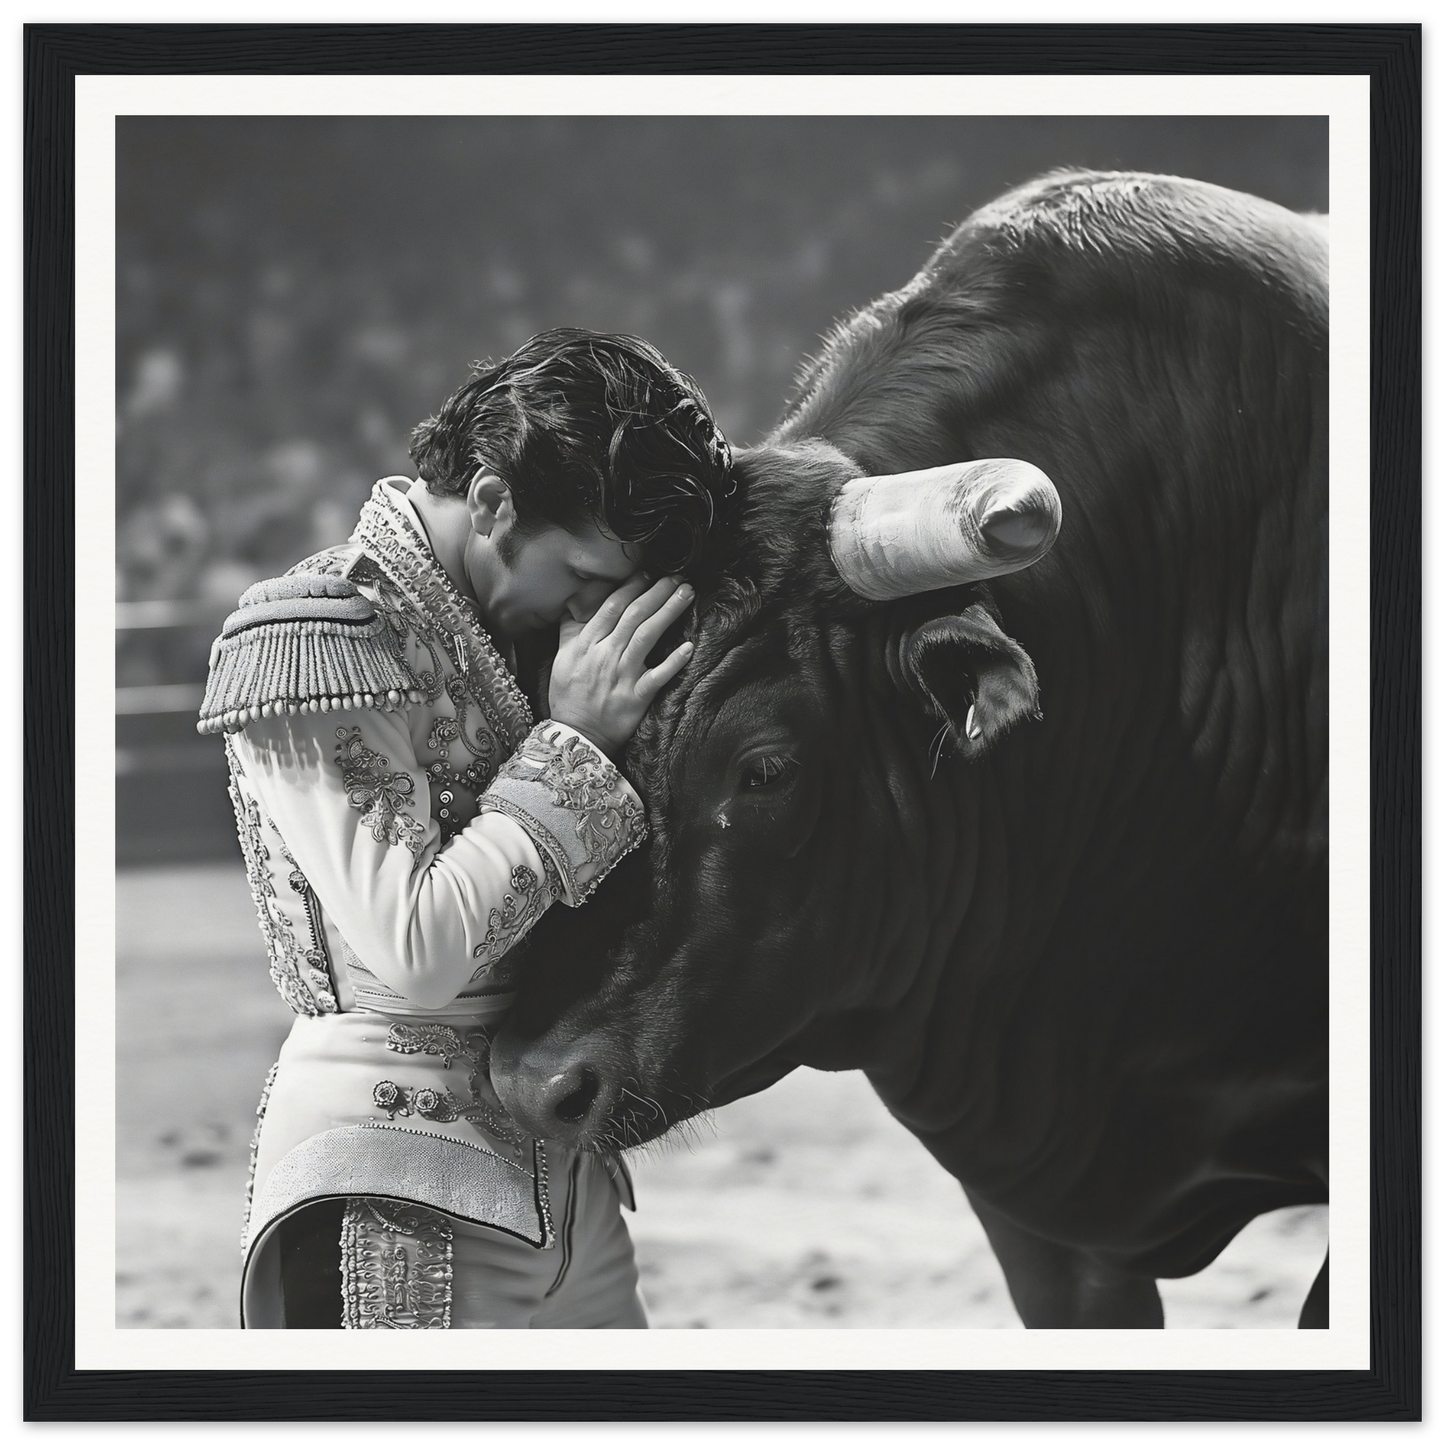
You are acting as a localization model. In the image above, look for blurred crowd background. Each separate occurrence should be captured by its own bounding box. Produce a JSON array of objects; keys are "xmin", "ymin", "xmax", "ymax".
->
[{"xmin": 116, "ymin": 114, "xmax": 1327, "ymax": 861}]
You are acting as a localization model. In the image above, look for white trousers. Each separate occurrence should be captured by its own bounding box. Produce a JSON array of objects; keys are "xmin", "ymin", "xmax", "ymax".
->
[{"xmin": 338, "ymin": 1150, "xmax": 647, "ymax": 1329}]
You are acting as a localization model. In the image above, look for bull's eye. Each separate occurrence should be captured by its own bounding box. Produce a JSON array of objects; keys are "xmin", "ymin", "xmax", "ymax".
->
[{"xmin": 739, "ymin": 754, "xmax": 797, "ymax": 791}]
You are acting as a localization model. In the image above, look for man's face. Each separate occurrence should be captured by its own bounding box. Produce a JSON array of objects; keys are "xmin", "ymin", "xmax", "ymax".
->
[{"xmin": 472, "ymin": 513, "xmax": 642, "ymax": 639}]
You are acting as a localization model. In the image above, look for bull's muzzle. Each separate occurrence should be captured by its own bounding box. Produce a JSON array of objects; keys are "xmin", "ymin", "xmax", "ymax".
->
[{"xmin": 489, "ymin": 1030, "xmax": 619, "ymax": 1147}]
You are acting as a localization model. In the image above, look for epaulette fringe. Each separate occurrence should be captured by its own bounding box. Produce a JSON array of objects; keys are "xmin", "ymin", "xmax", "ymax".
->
[{"xmin": 197, "ymin": 573, "xmax": 423, "ymax": 736}]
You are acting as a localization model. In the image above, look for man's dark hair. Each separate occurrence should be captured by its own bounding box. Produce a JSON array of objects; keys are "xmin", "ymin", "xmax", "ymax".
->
[{"xmin": 409, "ymin": 328, "xmax": 736, "ymax": 576}]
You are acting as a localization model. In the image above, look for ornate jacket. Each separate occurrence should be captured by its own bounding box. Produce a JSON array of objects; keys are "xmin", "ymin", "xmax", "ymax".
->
[{"xmin": 202, "ymin": 478, "xmax": 645, "ymax": 1325}]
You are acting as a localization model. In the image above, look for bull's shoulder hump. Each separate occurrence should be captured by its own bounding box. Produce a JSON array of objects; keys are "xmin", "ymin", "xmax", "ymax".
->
[{"xmin": 932, "ymin": 170, "xmax": 1327, "ymax": 310}]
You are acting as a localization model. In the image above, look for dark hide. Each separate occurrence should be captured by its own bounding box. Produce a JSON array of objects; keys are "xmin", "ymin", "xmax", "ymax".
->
[
  {"xmin": 895, "ymin": 600, "xmax": 1042, "ymax": 751},
  {"xmin": 493, "ymin": 171, "xmax": 1328, "ymax": 1325}
]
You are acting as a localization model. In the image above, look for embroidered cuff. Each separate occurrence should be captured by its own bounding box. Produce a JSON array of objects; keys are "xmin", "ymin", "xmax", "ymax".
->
[{"xmin": 479, "ymin": 722, "xmax": 647, "ymax": 906}]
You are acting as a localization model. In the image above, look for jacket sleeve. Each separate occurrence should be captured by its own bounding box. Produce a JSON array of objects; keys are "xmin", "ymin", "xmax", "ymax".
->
[{"xmin": 230, "ymin": 706, "xmax": 646, "ymax": 1010}]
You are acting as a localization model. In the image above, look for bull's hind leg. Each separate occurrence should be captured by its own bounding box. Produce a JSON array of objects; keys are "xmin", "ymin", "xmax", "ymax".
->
[
  {"xmin": 966, "ymin": 1191, "xmax": 1163, "ymax": 1328},
  {"xmin": 1298, "ymin": 1251, "xmax": 1328, "ymax": 1328}
]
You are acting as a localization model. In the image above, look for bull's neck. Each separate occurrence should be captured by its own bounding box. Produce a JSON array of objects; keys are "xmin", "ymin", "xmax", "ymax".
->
[{"xmin": 789, "ymin": 702, "xmax": 1043, "ymax": 1086}]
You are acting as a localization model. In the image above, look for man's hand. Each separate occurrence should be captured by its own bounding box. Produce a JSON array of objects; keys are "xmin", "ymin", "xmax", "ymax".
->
[{"xmin": 548, "ymin": 576, "xmax": 695, "ymax": 756}]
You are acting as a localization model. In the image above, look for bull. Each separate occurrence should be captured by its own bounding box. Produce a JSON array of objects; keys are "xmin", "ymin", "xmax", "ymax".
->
[{"xmin": 493, "ymin": 170, "xmax": 1329, "ymax": 1328}]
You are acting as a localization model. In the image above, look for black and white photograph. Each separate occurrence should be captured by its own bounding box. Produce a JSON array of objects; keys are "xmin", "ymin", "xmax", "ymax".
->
[
  {"xmin": 14, "ymin": 22, "xmax": 1414, "ymax": 1410},
  {"xmin": 107, "ymin": 99, "xmax": 1346, "ymax": 1344}
]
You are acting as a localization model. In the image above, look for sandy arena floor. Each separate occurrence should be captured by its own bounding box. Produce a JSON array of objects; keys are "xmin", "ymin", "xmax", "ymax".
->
[{"xmin": 115, "ymin": 864, "xmax": 1327, "ymax": 1330}]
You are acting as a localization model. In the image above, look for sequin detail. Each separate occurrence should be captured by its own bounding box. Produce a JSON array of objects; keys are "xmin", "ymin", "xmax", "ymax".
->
[
  {"xmin": 374, "ymin": 1024, "xmax": 530, "ymax": 1154},
  {"xmin": 426, "ymin": 758, "xmax": 489, "ymax": 845},
  {"xmin": 226, "ymin": 742, "xmax": 339, "ymax": 1016},
  {"xmin": 470, "ymin": 863, "xmax": 548, "ymax": 981},
  {"xmin": 241, "ymin": 1061, "xmax": 281, "ymax": 1251},
  {"xmin": 495, "ymin": 727, "xmax": 647, "ymax": 891},
  {"xmin": 340, "ymin": 1198, "xmax": 453, "ymax": 1329},
  {"xmin": 351, "ymin": 481, "xmax": 533, "ymax": 749},
  {"xmin": 334, "ymin": 726, "xmax": 427, "ymax": 860}
]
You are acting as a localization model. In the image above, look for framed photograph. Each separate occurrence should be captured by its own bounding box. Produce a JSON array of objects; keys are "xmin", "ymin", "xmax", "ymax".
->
[{"xmin": 25, "ymin": 21, "xmax": 1419, "ymax": 1421}]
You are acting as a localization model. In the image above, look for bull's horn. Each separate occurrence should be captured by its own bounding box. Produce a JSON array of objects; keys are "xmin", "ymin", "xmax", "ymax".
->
[{"xmin": 828, "ymin": 458, "xmax": 1062, "ymax": 601}]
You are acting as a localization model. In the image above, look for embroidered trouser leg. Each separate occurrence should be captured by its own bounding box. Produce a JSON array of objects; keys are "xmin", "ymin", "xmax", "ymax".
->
[{"xmin": 333, "ymin": 1150, "xmax": 646, "ymax": 1329}]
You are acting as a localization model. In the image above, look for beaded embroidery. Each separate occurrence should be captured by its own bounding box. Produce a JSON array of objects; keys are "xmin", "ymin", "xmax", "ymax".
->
[
  {"xmin": 470, "ymin": 863, "xmax": 548, "ymax": 980},
  {"xmin": 425, "ymin": 758, "xmax": 489, "ymax": 845},
  {"xmin": 340, "ymin": 1198, "xmax": 453, "ymax": 1329},
  {"xmin": 499, "ymin": 728, "xmax": 647, "ymax": 874},
  {"xmin": 383, "ymin": 1021, "xmax": 478, "ymax": 1069},
  {"xmin": 289, "ymin": 545, "xmax": 356, "ymax": 580},
  {"xmin": 334, "ymin": 726, "xmax": 427, "ymax": 860},
  {"xmin": 277, "ymin": 842, "xmax": 339, "ymax": 998},
  {"xmin": 351, "ymin": 481, "xmax": 533, "ymax": 750},
  {"xmin": 240, "ymin": 1061, "xmax": 281, "ymax": 1251},
  {"xmin": 226, "ymin": 742, "xmax": 339, "ymax": 1016},
  {"xmin": 373, "ymin": 1023, "xmax": 529, "ymax": 1154}
]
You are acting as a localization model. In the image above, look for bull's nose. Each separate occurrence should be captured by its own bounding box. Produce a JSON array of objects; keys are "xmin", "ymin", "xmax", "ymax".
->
[{"xmin": 490, "ymin": 1034, "xmax": 616, "ymax": 1144}]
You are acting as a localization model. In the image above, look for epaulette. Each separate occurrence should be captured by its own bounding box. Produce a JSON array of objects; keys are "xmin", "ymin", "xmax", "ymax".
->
[{"xmin": 197, "ymin": 573, "xmax": 424, "ymax": 736}]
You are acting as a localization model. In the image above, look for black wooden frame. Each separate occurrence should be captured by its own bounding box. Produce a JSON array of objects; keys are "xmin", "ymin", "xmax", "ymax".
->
[{"xmin": 25, "ymin": 22, "xmax": 1420, "ymax": 1421}]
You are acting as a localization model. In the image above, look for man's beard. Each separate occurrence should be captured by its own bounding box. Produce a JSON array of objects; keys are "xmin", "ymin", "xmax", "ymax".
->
[{"xmin": 495, "ymin": 524, "xmax": 522, "ymax": 567}]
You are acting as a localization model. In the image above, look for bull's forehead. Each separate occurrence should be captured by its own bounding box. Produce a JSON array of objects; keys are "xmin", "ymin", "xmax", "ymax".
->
[
  {"xmin": 669, "ymin": 614, "xmax": 809, "ymax": 744},
  {"xmin": 631, "ymin": 611, "xmax": 826, "ymax": 802}
]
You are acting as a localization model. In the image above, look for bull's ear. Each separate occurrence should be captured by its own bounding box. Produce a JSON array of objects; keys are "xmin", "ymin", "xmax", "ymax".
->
[{"xmin": 894, "ymin": 602, "xmax": 1040, "ymax": 755}]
